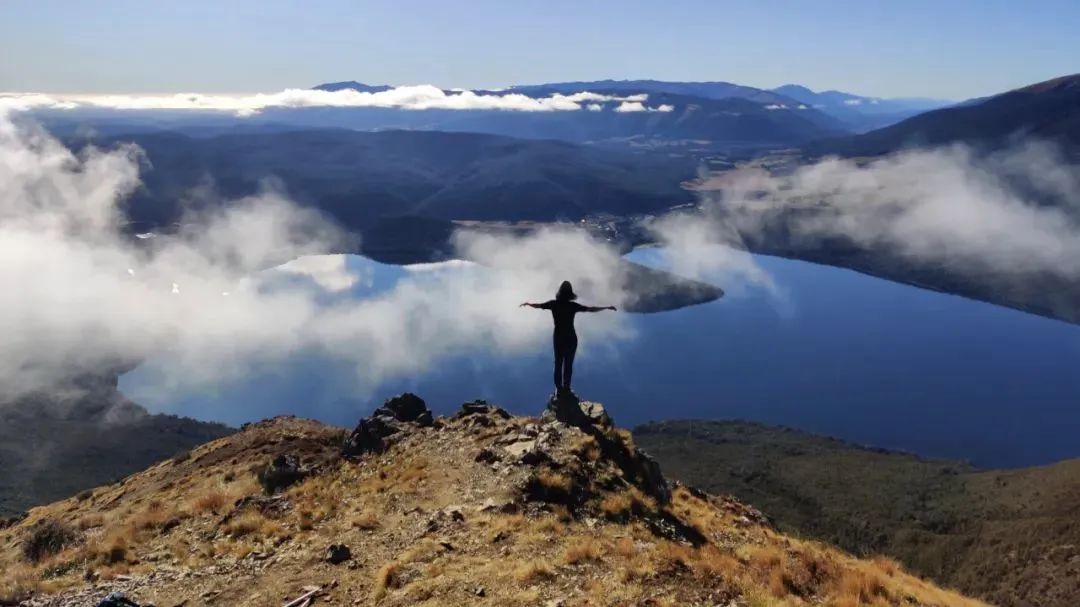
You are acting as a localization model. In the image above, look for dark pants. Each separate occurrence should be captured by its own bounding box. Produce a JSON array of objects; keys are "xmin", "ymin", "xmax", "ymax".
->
[{"xmin": 553, "ymin": 331, "xmax": 578, "ymax": 391}]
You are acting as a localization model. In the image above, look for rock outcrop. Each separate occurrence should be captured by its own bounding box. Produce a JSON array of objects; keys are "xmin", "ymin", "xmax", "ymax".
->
[
  {"xmin": 341, "ymin": 392, "xmax": 434, "ymax": 457},
  {"xmin": 543, "ymin": 393, "xmax": 670, "ymax": 504},
  {"xmin": 0, "ymin": 398, "xmax": 988, "ymax": 607}
]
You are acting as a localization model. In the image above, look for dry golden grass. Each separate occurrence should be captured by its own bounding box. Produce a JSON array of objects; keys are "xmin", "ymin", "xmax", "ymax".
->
[
  {"xmin": 130, "ymin": 500, "xmax": 181, "ymax": 531},
  {"xmin": 600, "ymin": 491, "xmax": 635, "ymax": 519},
  {"xmin": 534, "ymin": 516, "xmax": 566, "ymax": 536},
  {"xmin": 562, "ymin": 537, "xmax": 604, "ymax": 565},
  {"xmin": 0, "ymin": 563, "xmax": 46, "ymax": 602},
  {"xmin": 350, "ymin": 510, "xmax": 379, "ymax": 530},
  {"xmin": 487, "ymin": 512, "xmax": 525, "ymax": 542},
  {"xmin": 374, "ymin": 562, "xmax": 401, "ymax": 600},
  {"xmin": 619, "ymin": 555, "xmax": 659, "ymax": 582},
  {"xmin": 571, "ymin": 435, "xmax": 601, "ymax": 462},
  {"xmin": 612, "ymin": 536, "xmax": 636, "ymax": 559},
  {"xmin": 691, "ymin": 544, "xmax": 741, "ymax": 580},
  {"xmin": 77, "ymin": 513, "xmax": 105, "ymax": 530},
  {"xmin": 871, "ymin": 555, "xmax": 901, "ymax": 577},
  {"xmin": 80, "ymin": 527, "xmax": 132, "ymax": 566},
  {"xmin": 223, "ymin": 511, "xmax": 267, "ymax": 538},
  {"xmin": 834, "ymin": 567, "xmax": 888, "ymax": 604},
  {"xmin": 513, "ymin": 559, "xmax": 556, "ymax": 584},
  {"xmin": 189, "ymin": 489, "xmax": 230, "ymax": 514},
  {"xmin": 0, "ymin": 413, "xmax": 990, "ymax": 607},
  {"xmin": 535, "ymin": 470, "xmax": 572, "ymax": 493},
  {"xmin": 656, "ymin": 540, "xmax": 695, "ymax": 571}
]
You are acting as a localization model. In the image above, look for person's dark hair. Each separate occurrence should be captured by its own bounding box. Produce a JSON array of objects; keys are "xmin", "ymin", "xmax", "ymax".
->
[{"xmin": 556, "ymin": 280, "xmax": 577, "ymax": 301}]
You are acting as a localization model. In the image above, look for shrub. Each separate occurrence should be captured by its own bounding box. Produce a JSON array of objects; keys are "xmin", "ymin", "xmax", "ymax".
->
[
  {"xmin": 190, "ymin": 490, "xmax": 229, "ymax": 514},
  {"xmin": 22, "ymin": 519, "xmax": 81, "ymax": 562},
  {"xmin": 257, "ymin": 455, "xmax": 306, "ymax": 494},
  {"xmin": 224, "ymin": 511, "xmax": 267, "ymax": 538}
]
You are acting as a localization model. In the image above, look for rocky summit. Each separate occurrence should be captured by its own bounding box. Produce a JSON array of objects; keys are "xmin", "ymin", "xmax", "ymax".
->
[{"xmin": 0, "ymin": 395, "xmax": 986, "ymax": 607}]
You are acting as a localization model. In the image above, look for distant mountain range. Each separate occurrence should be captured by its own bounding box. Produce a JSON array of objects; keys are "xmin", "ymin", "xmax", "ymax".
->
[
  {"xmin": 722, "ymin": 73, "xmax": 1080, "ymax": 326},
  {"xmin": 78, "ymin": 129, "xmax": 697, "ymax": 231},
  {"xmin": 511, "ymin": 79, "xmax": 950, "ymax": 132},
  {"xmin": 268, "ymin": 86, "xmax": 849, "ymax": 149},
  {"xmin": 772, "ymin": 84, "xmax": 950, "ymax": 131},
  {"xmin": 312, "ymin": 80, "xmax": 393, "ymax": 94},
  {"xmin": 34, "ymin": 78, "xmax": 953, "ymax": 153},
  {"xmin": 809, "ymin": 73, "xmax": 1080, "ymax": 156},
  {"xmin": 510, "ymin": 78, "xmax": 795, "ymax": 106}
]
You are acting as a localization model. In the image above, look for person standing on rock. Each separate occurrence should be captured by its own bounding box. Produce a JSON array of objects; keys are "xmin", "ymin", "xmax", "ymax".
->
[{"xmin": 520, "ymin": 280, "xmax": 617, "ymax": 398}]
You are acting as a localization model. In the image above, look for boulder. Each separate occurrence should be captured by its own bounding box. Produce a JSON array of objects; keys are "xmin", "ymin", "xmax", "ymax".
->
[
  {"xmin": 342, "ymin": 393, "xmax": 435, "ymax": 457},
  {"xmin": 456, "ymin": 400, "xmax": 512, "ymax": 420},
  {"xmin": 326, "ymin": 543, "xmax": 352, "ymax": 565},
  {"xmin": 543, "ymin": 394, "xmax": 613, "ymax": 430},
  {"xmin": 257, "ymin": 455, "xmax": 308, "ymax": 494},
  {"xmin": 373, "ymin": 393, "xmax": 433, "ymax": 426},
  {"xmin": 541, "ymin": 395, "xmax": 670, "ymax": 504},
  {"xmin": 341, "ymin": 416, "xmax": 400, "ymax": 457}
]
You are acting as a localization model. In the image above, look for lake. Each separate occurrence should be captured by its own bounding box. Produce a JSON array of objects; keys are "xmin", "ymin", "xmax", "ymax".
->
[{"xmin": 121, "ymin": 248, "xmax": 1080, "ymax": 468}]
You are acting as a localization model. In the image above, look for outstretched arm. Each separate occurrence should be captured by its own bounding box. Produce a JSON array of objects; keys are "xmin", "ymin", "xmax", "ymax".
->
[
  {"xmin": 578, "ymin": 304, "xmax": 617, "ymax": 312},
  {"xmin": 520, "ymin": 300, "xmax": 555, "ymax": 309}
]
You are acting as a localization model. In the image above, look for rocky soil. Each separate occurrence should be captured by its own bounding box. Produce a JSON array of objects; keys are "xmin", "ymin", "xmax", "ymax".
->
[{"xmin": 1, "ymin": 394, "xmax": 986, "ymax": 607}]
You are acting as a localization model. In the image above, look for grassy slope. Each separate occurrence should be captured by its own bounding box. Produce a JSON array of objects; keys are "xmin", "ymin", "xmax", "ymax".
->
[
  {"xmin": 634, "ymin": 420, "xmax": 1080, "ymax": 607},
  {"xmin": 0, "ymin": 409, "xmax": 984, "ymax": 607},
  {"xmin": 0, "ymin": 385, "xmax": 232, "ymax": 518}
]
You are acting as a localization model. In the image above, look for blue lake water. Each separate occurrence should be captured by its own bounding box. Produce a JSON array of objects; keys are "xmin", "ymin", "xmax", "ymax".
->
[{"xmin": 122, "ymin": 249, "xmax": 1080, "ymax": 468}]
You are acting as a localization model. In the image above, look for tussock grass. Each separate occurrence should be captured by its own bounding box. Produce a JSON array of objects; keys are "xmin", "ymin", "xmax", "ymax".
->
[
  {"xmin": 513, "ymin": 559, "xmax": 556, "ymax": 584},
  {"xmin": 562, "ymin": 537, "xmax": 604, "ymax": 565}
]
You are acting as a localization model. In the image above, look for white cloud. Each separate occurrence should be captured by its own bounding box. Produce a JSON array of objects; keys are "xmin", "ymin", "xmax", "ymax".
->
[
  {"xmin": 272, "ymin": 254, "xmax": 363, "ymax": 292},
  {"xmin": 696, "ymin": 142, "xmax": 1080, "ymax": 283},
  {"xmin": 614, "ymin": 101, "xmax": 648, "ymax": 113},
  {"xmin": 613, "ymin": 101, "xmax": 674, "ymax": 113},
  {"xmin": 842, "ymin": 99, "xmax": 863, "ymax": 106},
  {"xmin": 0, "ymin": 113, "xmax": 636, "ymax": 402},
  {"xmin": 0, "ymin": 86, "xmax": 658, "ymax": 116}
]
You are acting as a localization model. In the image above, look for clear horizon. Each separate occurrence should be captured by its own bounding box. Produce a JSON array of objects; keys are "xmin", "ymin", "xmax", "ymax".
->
[{"xmin": 2, "ymin": 0, "xmax": 1078, "ymax": 100}]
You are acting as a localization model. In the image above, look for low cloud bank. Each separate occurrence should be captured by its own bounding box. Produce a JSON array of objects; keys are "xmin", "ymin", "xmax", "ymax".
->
[
  {"xmin": 6, "ymin": 105, "xmax": 1076, "ymax": 414},
  {"xmin": 0, "ymin": 86, "xmax": 675, "ymax": 116},
  {"xmin": 0, "ymin": 111, "xmax": 635, "ymax": 403},
  {"xmin": 693, "ymin": 143, "xmax": 1080, "ymax": 282}
]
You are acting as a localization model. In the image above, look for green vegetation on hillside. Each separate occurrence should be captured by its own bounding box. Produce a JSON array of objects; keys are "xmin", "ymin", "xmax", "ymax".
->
[
  {"xmin": 635, "ymin": 420, "xmax": 1080, "ymax": 607},
  {"xmin": 0, "ymin": 378, "xmax": 232, "ymax": 518}
]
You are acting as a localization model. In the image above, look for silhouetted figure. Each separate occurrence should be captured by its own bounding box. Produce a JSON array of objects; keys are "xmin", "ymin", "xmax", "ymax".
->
[{"xmin": 521, "ymin": 281, "xmax": 616, "ymax": 397}]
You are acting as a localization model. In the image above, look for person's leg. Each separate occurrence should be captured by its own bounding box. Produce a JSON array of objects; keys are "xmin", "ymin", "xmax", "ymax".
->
[
  {"xmin": 553, "ymin": 340, "xmax": 564, "ymax": 391},
  {"xmin": 563, "ymin": 337, "xmax": 578, "ymax": 391}
]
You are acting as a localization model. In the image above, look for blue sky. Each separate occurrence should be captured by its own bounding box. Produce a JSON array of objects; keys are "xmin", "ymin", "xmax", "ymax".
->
[{"xmin": 1, "ymin": 0, "xmax": 1076, "ymax": 99}]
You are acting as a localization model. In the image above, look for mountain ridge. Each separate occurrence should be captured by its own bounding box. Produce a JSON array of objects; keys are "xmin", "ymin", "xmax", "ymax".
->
[
  {"xmin": 0, "ymin": 395, "xmax": 985, "ymax": 606},
  {"xmin": 807, "ymin": 73, "xmax": 1080, "ymax": 156},
  {"xmin": 0, "ymin": 375, "xmax": 232, "ymax": 519}
]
